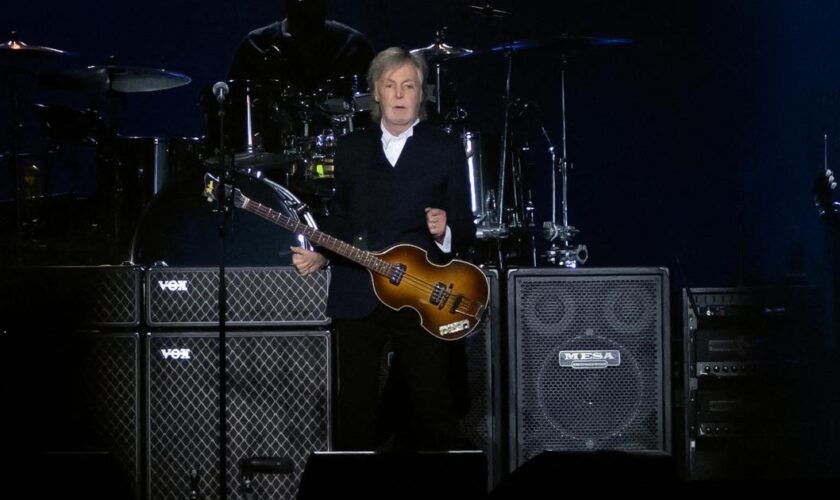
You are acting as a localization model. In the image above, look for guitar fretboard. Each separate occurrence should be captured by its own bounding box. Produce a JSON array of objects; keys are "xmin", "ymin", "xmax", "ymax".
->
[{"xmin": 236, "ymin": 192, "xmax": 393, "ymax": 276}]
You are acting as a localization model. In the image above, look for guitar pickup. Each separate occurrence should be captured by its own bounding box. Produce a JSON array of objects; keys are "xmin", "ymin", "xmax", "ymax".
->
[
  {"xmin": 449, "ymin": 293, "xmax": 464, "ymax": 314},
  {"xmin": 389, "ymin": 263, "xmax": 406, "ymax": 285},
  {"xmin": 430, "ymin": 283, "xmax": 453, "ymax": 309}
]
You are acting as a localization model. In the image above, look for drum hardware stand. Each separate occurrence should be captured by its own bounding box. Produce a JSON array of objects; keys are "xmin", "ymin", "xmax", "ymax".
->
[{"xmin": 538, "ymin": 53, "xmax": 588, "ymax": 268}]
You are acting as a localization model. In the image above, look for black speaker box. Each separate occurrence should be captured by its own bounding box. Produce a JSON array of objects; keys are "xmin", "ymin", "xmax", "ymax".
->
[
  {"xmin": 0, "ymin": 329, "xmax": 140, "ymax": 500},
  {"xmin": 506, "ymin": 267, "xmax": 671, "ymax": 469},
  {"xmin": 145, "ymin": 330, "xmax": 331, "ymax": 500},
  {"xmin": 145, "ymin": 267, "xmax": 329, "ymax": 327}
]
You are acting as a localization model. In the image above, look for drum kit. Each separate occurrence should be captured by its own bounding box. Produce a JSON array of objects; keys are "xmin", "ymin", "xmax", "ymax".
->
[
  {"xmin": 411, "ymin": 28, "xmax": 632, "ymax": 268},
  {"xmin": 1, "ymin": 24, "xmax": 631, "ymax": 268}
]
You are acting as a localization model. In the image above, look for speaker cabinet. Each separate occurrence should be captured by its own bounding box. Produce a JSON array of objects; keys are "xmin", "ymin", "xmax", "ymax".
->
[
  {"xmin": 146, "ymin": 331, "xmax": 331, "ymax": 500},
  {"xmin": 145, "ymin": 267, "xmax": 329, "ymax": 327},
  {"xmin": 0, "ymin": 329, "xmax": 140, "ymax": 499},
  {"xmin": 506, "ymin": 267, "xmax": 671, "ymax": 470},
  {"xmin": 462, "ymin": 269, "xmax": 503, "ymax": 487}
]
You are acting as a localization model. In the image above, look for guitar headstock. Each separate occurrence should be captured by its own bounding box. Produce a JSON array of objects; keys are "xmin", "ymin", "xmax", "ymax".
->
[
  {"xmin": 203, "ymin": 172, "xmax": 221, "ymax": 203},
  {"xmin": 203, "ymin": 172, "xmax": 247, "ymax": 209}
]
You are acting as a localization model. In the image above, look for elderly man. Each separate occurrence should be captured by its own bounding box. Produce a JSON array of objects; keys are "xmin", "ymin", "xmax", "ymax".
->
[{"xmin": 292, "ymin": 47, "xmax": 475, "ymax": 451}]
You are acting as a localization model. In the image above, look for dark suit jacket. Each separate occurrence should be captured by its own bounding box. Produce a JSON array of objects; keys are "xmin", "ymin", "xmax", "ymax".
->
[{"xmin": 322, "ymin": 122, "xmax": 476, "ymax": 319}]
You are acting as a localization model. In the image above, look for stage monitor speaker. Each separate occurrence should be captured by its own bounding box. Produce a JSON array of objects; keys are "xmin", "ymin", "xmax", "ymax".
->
[
  {"xmin": 506, "ymin": 267, "xmax": 671, "ymax": 470},
  {"xmin": 298, "ymin": 451, "xmax": 487, "ymax": 500},
  {"xmin": 146, "ymin": 331, "xmax": 331, "ymax": 500}
]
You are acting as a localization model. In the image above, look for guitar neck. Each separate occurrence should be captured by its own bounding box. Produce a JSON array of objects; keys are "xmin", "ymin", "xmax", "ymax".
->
[{"xmin": 237, "ymin": 194, "xmax": 392, "ymax": 275}]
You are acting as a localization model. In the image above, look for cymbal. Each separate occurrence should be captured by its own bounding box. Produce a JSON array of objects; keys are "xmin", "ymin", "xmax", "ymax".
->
[
  {"xmin": 1, "ymin": 36, "xmax": 77, "ymax": 68},
  {"xmin": 1, "ymin": 37, "xmax": 76, "ymax": 57},
  {"xmin": 410, "ymin": 42, "xmax": 474, "ymax": 63},
  {"xmin": 490, "ymin": 34, "xmax": 633, "ymax": 53},
  {"xmin": 39, "ymin": 65, "xmax": 191, "ymax": 93}
]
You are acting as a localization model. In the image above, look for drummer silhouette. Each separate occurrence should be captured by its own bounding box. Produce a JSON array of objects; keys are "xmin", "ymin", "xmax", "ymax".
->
[{"xmin": 228, "ymin": 0, "xmax": 375, "ymax": 89}]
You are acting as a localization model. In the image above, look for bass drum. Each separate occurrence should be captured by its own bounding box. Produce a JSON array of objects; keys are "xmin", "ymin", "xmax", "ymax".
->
[{"xmin": 130, "ymin": 169, "xmax": 317, "ymax": 266}]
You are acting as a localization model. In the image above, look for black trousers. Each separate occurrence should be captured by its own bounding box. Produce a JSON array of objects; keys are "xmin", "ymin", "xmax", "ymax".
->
[{"xmin": 332, "ymin": 303, "xmax": 469, "ymax": 451}]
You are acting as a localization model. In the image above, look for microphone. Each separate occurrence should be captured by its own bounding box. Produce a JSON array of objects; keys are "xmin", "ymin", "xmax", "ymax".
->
[{"xmin": 212, "ymin": 81, "xmax": 229, "ymax": 103}]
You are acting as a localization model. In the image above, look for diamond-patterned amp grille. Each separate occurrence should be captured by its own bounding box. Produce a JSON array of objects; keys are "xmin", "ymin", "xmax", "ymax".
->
[
  {"xmin": 147, "ymin": 267, "xmax": 329, "ymax": 326},
  {"xmin": 509, "ymin": 269, "xmax": 668, "ymax": 467},
  {"xmin": 147, "ymin": 331, "xmax": 331, "ymax": 500},
  {"xmin": 79, "ymin": 333, "xmax": 140, "ymax": 493},
  {"xmin": 2, "ymin": 266, "xmax": 140, "ymax": 327}
]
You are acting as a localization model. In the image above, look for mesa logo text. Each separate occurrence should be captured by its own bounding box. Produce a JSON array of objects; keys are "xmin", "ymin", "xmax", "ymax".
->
[{"xmin": 558, "ymin": 350, "xmax": 621, "ymax": 369}]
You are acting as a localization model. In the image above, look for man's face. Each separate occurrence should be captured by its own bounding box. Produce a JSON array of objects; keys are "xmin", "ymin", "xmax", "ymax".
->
[{"xmin": 375, "ymin": 62, "xmax": 423, "ymax": 135}]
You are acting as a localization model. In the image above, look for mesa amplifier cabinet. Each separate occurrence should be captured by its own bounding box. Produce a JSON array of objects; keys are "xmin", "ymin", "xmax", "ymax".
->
[
  {"xmin": 507, "ymin": 267, "xmax": 671, "ymax": 470},
  {"xmin": 146, "ymin": 267, "xmax": 329, "ymax": 327},
  {"xmin": 0, "ymin": 265, "xmax": 141, "ymax": 328},
  {"xmin": 146, "ymin": 330, "xmax": 331, "ymax": 500}
]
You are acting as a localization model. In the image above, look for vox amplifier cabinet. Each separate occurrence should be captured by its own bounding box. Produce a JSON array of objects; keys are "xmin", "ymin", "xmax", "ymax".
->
[
  {"xmin": 1, "ymin": 265, "xmax": 141, "ymax": 328},
  {"xmin": 146, "ymin": 330, "xmax": 331, "ymax": 500},
  {"xmin": 146, "ymin": 267, "xmax": 329, "ymax": 327}
]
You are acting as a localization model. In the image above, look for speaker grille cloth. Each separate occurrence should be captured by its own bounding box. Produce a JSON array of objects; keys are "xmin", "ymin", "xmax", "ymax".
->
[
  {"xmin": 147, "ymin": 332, "xmax": 330, "ymax": 500},
  {"xmin": 514, "ymin": 275, "xmax": 664, "ymax": 460},
  {"xmin": 2, "ymin": 266, "xmax": 140, "ymax": 326},
  {"xmin": 147, "ymin": 268, "xmax": 329, "ymax": 326},
  {"xmin": 81, "ymin": 334, "xmax": 140, "ymax": 491}
]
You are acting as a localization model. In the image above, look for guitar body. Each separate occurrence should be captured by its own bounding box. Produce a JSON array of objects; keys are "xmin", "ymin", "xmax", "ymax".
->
[{"xmin": 368, "ymin": 244, "xmax": 490, "ymax": 341}]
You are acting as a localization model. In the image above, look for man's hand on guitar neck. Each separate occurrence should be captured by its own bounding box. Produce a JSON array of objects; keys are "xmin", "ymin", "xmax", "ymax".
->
[{"xmin": 291, "ymin": 246, "xmax": 328, "ymax": 276}]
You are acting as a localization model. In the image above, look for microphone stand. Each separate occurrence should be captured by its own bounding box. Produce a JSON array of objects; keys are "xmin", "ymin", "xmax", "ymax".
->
[{"xmin": 213, "ymin": 84, "xmax": 231, "ymax": 500}]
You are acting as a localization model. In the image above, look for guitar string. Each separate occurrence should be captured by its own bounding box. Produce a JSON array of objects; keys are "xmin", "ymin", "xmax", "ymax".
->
[{"xmin": 242, "ymin": 198, "xmax": 481, "ymax": 316}]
